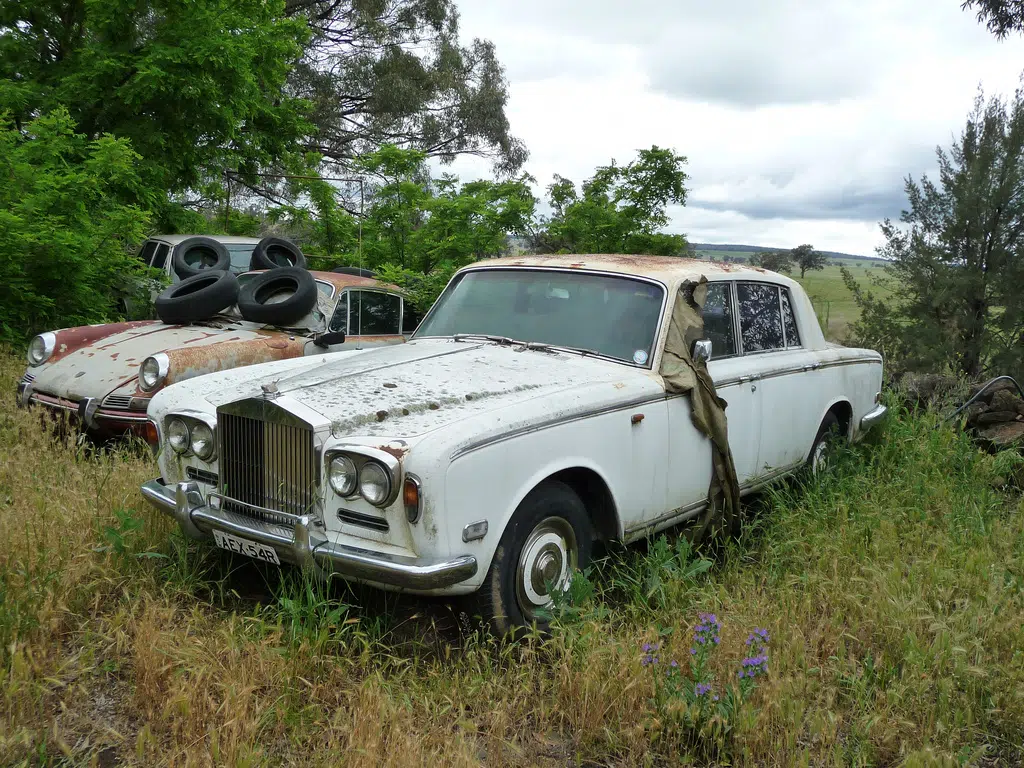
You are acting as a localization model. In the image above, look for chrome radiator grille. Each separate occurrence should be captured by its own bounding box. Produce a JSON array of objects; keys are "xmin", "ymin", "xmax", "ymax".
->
[{"xmin": 217, "ymin": 400, "xmax": 318, "ymax": 524}]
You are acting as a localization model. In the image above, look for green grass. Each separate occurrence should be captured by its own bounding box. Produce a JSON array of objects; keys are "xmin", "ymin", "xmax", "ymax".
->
[{"xmin": 1, "ymin": 350, "xmax": 1022, "ymax": 766}]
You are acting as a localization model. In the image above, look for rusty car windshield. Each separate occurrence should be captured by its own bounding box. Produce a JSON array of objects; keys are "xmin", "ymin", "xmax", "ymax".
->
[{"xmin": 413, "ymin": 268, "xmax": 665, "ymax": 365}]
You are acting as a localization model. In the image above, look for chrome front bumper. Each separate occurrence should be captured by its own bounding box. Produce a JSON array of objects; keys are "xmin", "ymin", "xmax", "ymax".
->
[
  {"xmin": 860, "ymin": 403, "xmax": 888, "ymax": 432},
  {"xmin": 141, "ymin": 479, "xmax": 478, "ymax": 591}
]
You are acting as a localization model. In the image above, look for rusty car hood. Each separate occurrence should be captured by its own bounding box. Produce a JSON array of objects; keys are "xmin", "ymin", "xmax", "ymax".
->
[
  {"xmin": 154, "ymin": 339, "xmax": 662, "ymax": 444},
  {"xmin": 29, "ymin": 318, "xmax": 299, "ymax": 402}
]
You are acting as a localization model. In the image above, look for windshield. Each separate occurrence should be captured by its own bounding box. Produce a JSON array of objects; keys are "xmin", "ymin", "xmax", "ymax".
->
[
  {"xmin": 227, "ymin": 245, "xmax": 257, "ymax": 273},
  {"xmin": 414, "ymin": 269, "xmax": 665, "ymax": 365}
]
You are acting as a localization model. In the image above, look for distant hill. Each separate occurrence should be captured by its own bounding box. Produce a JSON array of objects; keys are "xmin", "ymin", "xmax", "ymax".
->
[{"xmin": 692, "ymin": 243, "xmax": 883, "ymax": 264}]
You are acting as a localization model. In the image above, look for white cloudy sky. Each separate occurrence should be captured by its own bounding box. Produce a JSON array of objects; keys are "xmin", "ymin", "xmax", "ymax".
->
[{"xmin": 447, "ymin": 0, "xmax": 1024, "ymax": 255}]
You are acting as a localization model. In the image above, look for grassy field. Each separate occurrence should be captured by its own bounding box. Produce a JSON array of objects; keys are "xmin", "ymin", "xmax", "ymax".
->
[{"xmin": 2, "ymin": 351, "xmax": 1023, "ymax": 766}]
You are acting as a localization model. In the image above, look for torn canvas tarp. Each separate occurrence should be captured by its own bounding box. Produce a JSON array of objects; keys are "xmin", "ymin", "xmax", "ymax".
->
[{"xmin": 659, "ymin": 277, "xmax": 741, "ymax": 539}]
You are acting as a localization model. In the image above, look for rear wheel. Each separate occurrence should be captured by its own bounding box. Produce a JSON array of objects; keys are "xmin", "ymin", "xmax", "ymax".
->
[
  {"xmin": 808, "ymin": 411, "xmax": 843, "ymax": 476},
  {"xmin": 469, "ymin": 481, "xmax": 593, "ymax": 635}
]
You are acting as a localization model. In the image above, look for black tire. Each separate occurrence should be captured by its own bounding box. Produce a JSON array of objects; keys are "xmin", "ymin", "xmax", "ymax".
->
[
  {"xmin": 171, "ymin": 237, "xmax": 231, "ymax": 279},
  {"xmin": 249, "ymin": 237, "xmax": 307, "ymax": 271},
  {"xmin": 808, "ymin": 411, "xmax": 842, "ymax": 477},
  {"xmin": 467, "ymin": 480, "xmax": 594, "ymax": 636},
  {"xmin": 236, "ymin": 267, "xmax": 318, "ymax": 326},
  {"xmin": 155, "ymin": 270, "xmax": 239, "ymax": 324},
  {"xmin": 331, "ymin": 266, "xmax": 376, "ymax": 278}
]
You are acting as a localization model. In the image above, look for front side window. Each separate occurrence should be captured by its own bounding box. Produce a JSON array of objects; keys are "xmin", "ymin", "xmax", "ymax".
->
[
  {"xmin": 329, "ymin": 293, "xmax": 348, "ymax": 333},
  {"xmin": 414, "ymin": 269, "xmax": 665, "ymax": 366},
  {"xmin": 737, "ymin": 282, "xmax": 785, "ymax": 353},
  {"xmin": 702, "ymin": 282, "xmax": 736, "ymax": 358},
  {"xmin": 349, "ymin": 290, "xmax": 402, "ymax": 335}
]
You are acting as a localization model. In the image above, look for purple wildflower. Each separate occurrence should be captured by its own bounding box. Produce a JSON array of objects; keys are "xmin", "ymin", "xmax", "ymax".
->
[
  {"xmin": 670, "ymin": 660, "xmax": 679, "ymax": 668},
  {"xmin": 695, "ymin": 683, "xmax": 712, "ymax": 697}
]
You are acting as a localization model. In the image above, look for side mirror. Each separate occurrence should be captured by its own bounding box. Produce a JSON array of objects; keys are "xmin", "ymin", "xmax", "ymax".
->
[
  {"xmin": 692, "ymin": 338, "xmax": 712, "ymax": 364},
  {"xmin": 312, "ymin": 331, "xmax": 346, "ymax": 348}
]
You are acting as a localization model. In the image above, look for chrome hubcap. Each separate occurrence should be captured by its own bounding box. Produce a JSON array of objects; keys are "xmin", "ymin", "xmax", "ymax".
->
[
  {"xmin": 812, "ymin": 439, "xmax": 829, "ymax": 475},
  {"xmin": 516, "ymin": 517, "xmax": 577, "ymax": 620}
]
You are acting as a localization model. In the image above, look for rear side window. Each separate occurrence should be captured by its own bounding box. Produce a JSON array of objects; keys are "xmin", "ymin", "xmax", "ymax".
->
[
  {"xmin": 350, "ymin": 290, "xmax": 402, "ymax": 335},
  {"xmin": 702, "ymin": 282, "xmax": 736, "ymax": 358},
  {"xmin": 138, "ymin": 240, "xmax": 158, "ymax": 265},
  {"xmin": 151, "ymin": 243, "xmax": 169, "ymax": 270},
  {"xmin": 737, "ymin": 282, "xmax": 785, "ymax": 353},
  {"xmin": 781, "ymin": 288, "xmax": 801, "ymax": 347}
]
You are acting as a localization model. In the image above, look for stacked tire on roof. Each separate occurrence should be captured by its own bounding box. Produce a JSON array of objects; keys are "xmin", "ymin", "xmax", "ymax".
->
[{"xmin": 154, "ymin": 236, "xmax": 319, "ymax": 327}]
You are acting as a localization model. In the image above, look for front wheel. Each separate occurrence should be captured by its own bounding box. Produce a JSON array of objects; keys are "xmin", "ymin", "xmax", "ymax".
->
[{"xmin": 469, "ymin": 480, "xmax": 594, "ymax": 635}]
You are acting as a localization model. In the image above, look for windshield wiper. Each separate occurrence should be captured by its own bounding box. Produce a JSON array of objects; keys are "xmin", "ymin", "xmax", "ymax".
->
[
  {"xmin": 452, "ymin": 333, "xmax": 519, "ymax": 345},
  {"xmin": 451, "ymin": 334, "xmax": 599, "ymax": 357}
]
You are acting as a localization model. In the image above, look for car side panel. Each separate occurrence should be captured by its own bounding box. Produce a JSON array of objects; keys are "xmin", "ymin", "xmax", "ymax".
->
[{"xmin": 442, "ymin": 398, "xmax": 671, "ymax": 589}]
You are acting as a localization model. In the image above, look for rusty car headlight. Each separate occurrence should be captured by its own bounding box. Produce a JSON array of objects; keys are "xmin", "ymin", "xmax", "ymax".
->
[
  {"xmin": 190, "ymin": 422, "xmax": 215, "ymax": 461},
  {"xmin": 167, "ymin": 417, "xmax": 190, "ymax": 454},
  {"xmin": 139, "ymin": 353, "xmax": 169, "ymax": 392},
  {"xmin": 359, "ymin": 461, "xmax": 391, "ymax": 506},
  {"xmin": 328, "ymin": 454, "xmax": 358, "ymax": 497},
  {"xmin": 27, "ymin": 333, "xmax": 56, "ymax": 367}
]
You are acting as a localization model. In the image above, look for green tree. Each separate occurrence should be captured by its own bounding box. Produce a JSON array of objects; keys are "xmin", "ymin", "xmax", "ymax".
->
[
  {"xmin": 962, "ymin": 0, "xmax": 1024, "ymax": 37},
  {"xmin": 749, "ymin": 250, "xmax": 793, "ymax": 273},
  {"xmin": 533, "ymin": 146, "xmax": 689, "ymax": 255},
  {"xmin": 844, "ymin": 89, "xmax": 1024, "ymax": 379},
  {"xmin": 0, "ymin": 0, "xmax": 309, "ymax": 206},
  {"xmin": 284, "ymin": 0, "xmax": 526, "ymax": 176},
  {"xmin": 791, "ymin": 244, "xmax": 828, "ymax": 278},
  {"xmin": 0, "ymin": 109, "xmax": 153, "ymax": 344}
]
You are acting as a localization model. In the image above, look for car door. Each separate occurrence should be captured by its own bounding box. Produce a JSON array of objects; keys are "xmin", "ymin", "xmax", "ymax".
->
[
  {"xmin": 732, "ymin": 280, "xmax": 817, "ymax": 478},
  {"xmin": 664, "ymin": 281, "xmax": 758, "ymax": 518},
  {"xmin": 309, "ymin": 289, "xmax": 406, "ymax": 353},
  {"xmin": 747, "ymin": 284, "xmax": 822, "ymax": 472},
  {"xmin": 703, "ymin": 281, "xmax": 763, "ymax": 485}
]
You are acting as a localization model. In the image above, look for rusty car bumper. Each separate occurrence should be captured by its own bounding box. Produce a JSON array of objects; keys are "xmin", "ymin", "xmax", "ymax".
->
[
  {"xmin": 141, "ymin": 479, "xmax": 478, "ymax": 591},
  {"xmin": 20, "ymin": 387, "xmax": 150, "ymax": 437}
]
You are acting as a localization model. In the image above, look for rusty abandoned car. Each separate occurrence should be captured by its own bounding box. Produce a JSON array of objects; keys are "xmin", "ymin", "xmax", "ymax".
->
[
  {"xmin": 17, "ymin": 246, "xmax": 412, "ymax": 440},
  {"xmin": 140, "ymin": 255, "xmax": 887, "ymax": 632}
]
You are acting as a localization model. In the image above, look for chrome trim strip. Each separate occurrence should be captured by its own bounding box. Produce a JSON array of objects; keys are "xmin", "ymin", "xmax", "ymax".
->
[
  {"xmin": 141, "ymin": 479, "xmax": 477, "ymax": 590},
  {"xmin": 450, "ymin": 392, "xmax": 669, "ymax": 460},
  {"xmin": 622, "ymin": 461, "xmax": 805, "ymax": 540},
  {"xmin": 713, "ymin": 356, "xmax": 882, "ymax": 389},
  {"xmin": 28, "ymin": 394, "xmax": 151, "ymax": 422}
]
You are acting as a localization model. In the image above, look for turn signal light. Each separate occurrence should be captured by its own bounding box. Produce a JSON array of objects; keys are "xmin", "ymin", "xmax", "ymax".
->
[{"xmin": 403, "ymin": 476, "xmax": 421, "ymax": 523}]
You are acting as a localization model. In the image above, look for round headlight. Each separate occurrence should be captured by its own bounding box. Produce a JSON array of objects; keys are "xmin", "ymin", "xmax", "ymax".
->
[
  {"xmin": 191, "ymin": 422, "xmax": 215, "ymax": 460},
  {"xmin": 167, "ymin": 418, "xmax": 191, "ymax": 454},
  {"xmin": 359, "ymin": 461, "xmax": 391, "ymax": 506},
  {"xmin": 328, "ymin": 454, "xmax": 358, "ymax": 496},
  {"xmin": 139, "ymin": 354, "xmax": 168, "ymax": 392},
  {"xmin": 27, "ymin": 333, "xmax": 56, "ymax": 367}
]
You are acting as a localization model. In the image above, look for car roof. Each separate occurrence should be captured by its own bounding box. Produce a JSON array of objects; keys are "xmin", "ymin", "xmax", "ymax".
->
[
  {"xmin": 238, "ymin": 270, "xmax": 402, "ymax": 294},
  {"xmin": 461, "ymin": 254, "xmax": 795, "ymax": 287},
  {"xmin": 149, "ymin": 234, "xmax": 263, "ymax": 245}
]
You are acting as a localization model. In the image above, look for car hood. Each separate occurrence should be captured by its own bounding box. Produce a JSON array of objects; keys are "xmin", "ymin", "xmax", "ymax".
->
[
  {"xmin": 30, "ymin": 318, "xmax": 298, "ymax": 402},
  {"xmin": 166, "ymin": 339, "xmax": 662, "ymax": 444}
]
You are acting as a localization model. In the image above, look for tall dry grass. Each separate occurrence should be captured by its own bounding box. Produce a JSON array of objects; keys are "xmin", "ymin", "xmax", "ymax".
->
[{"xmin": 1, "ymin": 348, "xmax": 1022, "ymax": 766}]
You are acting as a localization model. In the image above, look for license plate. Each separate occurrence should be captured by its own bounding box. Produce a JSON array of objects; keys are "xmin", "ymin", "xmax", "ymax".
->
[{"xmin": 212, "ymin": 530, "xmax": 281, "ymax": 565}]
